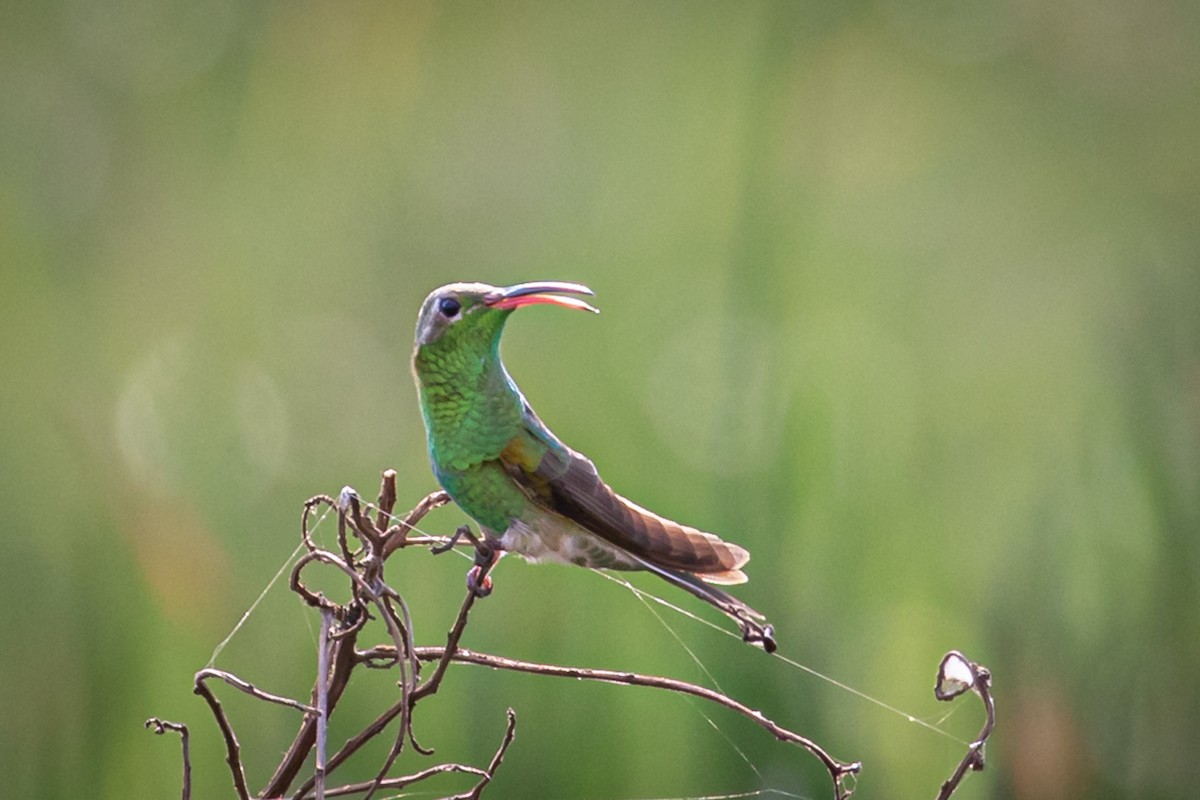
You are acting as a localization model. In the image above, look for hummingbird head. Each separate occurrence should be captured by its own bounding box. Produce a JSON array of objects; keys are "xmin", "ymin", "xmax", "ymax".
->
[{"xmin": 413, "ymin": 281, "xmax": 597, "ymax": 349}]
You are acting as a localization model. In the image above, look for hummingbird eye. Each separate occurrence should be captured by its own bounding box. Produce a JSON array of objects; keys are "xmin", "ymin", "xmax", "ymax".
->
[{"xmin": 438, "ymin": 297, "xmax": 462, "ymax": 318}]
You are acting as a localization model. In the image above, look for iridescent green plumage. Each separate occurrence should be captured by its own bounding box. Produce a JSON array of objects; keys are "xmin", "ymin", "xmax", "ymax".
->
[
  {"xmin": 413, "ymin": 300, "xmax": 527, "ymax": 531},
  {"xmin": 411, "ymin": 281, "xmax": 774, "ymax": 649}
]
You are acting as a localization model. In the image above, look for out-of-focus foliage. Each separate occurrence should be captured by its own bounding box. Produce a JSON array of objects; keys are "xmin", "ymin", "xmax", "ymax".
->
[{"xmin": 2, "ymin": 2, "xmax": 1197, "ymax": 798}]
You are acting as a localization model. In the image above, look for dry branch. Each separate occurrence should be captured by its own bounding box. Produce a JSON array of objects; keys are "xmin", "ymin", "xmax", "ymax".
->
[
  {"xmin": 934, "ymin": 651, "xmax": 995, "ymax": 799},
  {"xmin": 146, "ymin": 469, "xmax": 993, "ymax": 800},
  {"xmin": 145, "ymin": 718, "xmax": 191, "ymax": 800}
]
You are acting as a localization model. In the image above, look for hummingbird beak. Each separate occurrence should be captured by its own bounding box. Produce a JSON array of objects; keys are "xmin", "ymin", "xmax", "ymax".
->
[{"xmin": 483, "ymin": 281, "xmax": 599, "ymax": 313}]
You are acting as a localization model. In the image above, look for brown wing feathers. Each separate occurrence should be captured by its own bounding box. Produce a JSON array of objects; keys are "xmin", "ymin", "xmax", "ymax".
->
[{"xmin": 524, "ymin": 444, "xmax": 750, "ymax": 584}]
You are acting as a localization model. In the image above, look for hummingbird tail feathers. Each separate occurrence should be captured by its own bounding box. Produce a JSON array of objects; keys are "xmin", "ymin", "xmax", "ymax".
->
[
  {"xmin": 632, "ymin": 555, "xmax": 766, "ymax": 622},
  {"xmin": 696, "ymin": 567, "xmax": 749, "ymax": 585},
  {"xmin": 639, "ymin": 557, "xmax": 777, "ymax": 651}
]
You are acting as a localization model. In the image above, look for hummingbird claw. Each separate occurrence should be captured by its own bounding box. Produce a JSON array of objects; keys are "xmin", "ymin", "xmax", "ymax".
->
[
  {"xmin": 432, "ymin": 524, "xmax": 477, "ymax": 555},
  {"xmin": 740, "ymin": 620, "xmax": 777, "ymax": 654},
  {"xmin": 467, "ymin": 565, "xmax": 494, "ymax": 597},
  {"xmin": 465, "ymin": 539, "xmax": 501, "ymax": 598}
]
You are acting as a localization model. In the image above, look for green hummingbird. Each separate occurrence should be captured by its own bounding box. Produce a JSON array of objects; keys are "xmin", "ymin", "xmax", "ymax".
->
[{"xmin": 412, "ymin": 281, "xmax": 774, "ymax": 650}]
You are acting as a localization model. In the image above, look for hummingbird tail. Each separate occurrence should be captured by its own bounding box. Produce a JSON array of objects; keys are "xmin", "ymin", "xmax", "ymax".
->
[
  {"xmin": 695, "ymin": 567, "xmax": 748, "ymax": 585},
  {"xmin": 631, "ymin": 555, "xmax": 767, "ymax": 622},
  {"xmin": 639, "ymin": 560, "xmax": 776, "ymax": 651}
]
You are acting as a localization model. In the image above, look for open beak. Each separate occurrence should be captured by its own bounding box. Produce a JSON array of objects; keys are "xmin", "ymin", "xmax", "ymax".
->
[{"xmin": 483, "ymin": 281, "xmax": 598, "ymax": 313}]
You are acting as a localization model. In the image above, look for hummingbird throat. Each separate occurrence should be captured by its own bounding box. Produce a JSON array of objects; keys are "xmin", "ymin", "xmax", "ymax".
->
[{"xmin": 415, "ymin": 331, "xmax": 526, "ymax": 469}]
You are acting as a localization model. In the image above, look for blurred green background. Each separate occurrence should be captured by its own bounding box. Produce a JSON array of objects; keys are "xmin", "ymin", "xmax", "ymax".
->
[{"xmin": 2, "ymin": 1, "xmax": 1198, "ymax": 798}]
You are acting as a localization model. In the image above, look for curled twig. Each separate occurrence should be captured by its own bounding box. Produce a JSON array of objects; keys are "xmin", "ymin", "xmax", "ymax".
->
[
  {"xmin": 175, "ymin": 479, "xmax": 507, "ymax": 800},
  {"xmin": 193, "ymin": 674, "xmax": 251, "ymax": 800},
  {"xmin": 145, "ymin": 718, "xmax": 191, "ymax": 800},
  {"xmin": 301, "ymin": 494, "xmax": 338, "ymax": 553},
  {"xmin": 193, "ymin": 665, "xmax": 321, "ymax": 799},
  {"xmin": 934, "ymin": 651, "xmax": 995, "ymax": 799},
  {"xmin": 287, "ymin": 535, "xmax": 427, "ymax": 797},
  {"xmin": 340, "ymin": 487, "xmax": 381, "ymax": 555},
  {"xmin": 290, "ymin": 551, "xmax": 347, "ymax": 615},
  {"xmin": 195, "ymin": 668, "xmax": 318, "ymax": 715}
]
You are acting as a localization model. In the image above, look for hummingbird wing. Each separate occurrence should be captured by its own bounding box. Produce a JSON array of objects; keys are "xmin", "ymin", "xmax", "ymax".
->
[
  {"xmin": 497, "ymin": 409, "xmax": 750, "ymax": 584},
  {"xmin": 498, "ymin": 406, "xmax": 775, "ymax": 650}
]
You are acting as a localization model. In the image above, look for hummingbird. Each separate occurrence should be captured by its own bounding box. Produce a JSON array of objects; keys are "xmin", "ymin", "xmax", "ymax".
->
[{"xmin": 411, "ymin": 281, "xmax": 774, "ymax": 650}]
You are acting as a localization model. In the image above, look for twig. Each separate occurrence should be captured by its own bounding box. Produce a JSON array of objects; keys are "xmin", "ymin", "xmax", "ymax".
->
[
  {"xmin": 358, "ymin": 595, "xmax": 417, "ymax": 800},
  {"xmin": 262, "ymin": 626, "xmax": 359, "ymax": 798},
  {"xmin": 288, "ymin": 484, "xmax": 452, "ymax": 800},
  {"xmin": 305, "ymin": 763, "xmax": 488, "ymax": 799},
  {"xmin": 451, "ymin": 708, "xmax": 517, "ymax": 800},
  {"xmin": 375, "ymin": 469, "xmax": 399, "ymax": 533},
  {"xmin": 340, "ymin": 486, "xmax": 381, "ymax": 554},
  {"xmin": 401, "ymin": 646, "xmax": 861, "ymax": 799},
  {"xmin": 934, "ymin": 651, "xmax": 995, "ymax": 799},
  {"xmin": 193, "ymin": 673, "xmax": 251, "ymax": 800},
  {"xmin": 293, "ymin": 548, "xmax": 422, "ymax": 800},
  {"xmin": 193, "ymin": 667, "xmax": 326, "ymax": 800},
  {"xmin": 301, "ymin": 495, "xmax": 337, "ymax": 553},
  {"xmin": 291, "ymin": 695, "xmax": 407, "ymax": 799},
  {"xmin": 265, "ymin": 489, "xmax": 384, "ymax": 799},
  {"xmin": 145, "ymin": 718, "xmax": 191, "ymax": 800},
  {"xmin": 411, "ymin": 586, "xmax": 482, "ymax": 703},
  {"xmin": 297, "ymin": 710, "xmax": 513, "ymax": 796},
  {"xmin": 336, "ymin": 489, "xmax": 358, "ymax": 568},
  {"xmin": 195, "ymin": 668, "xmax": 318, "ymax": 715},
  {"xmin": 315, "ymin": 608, "xmax": 333, "ymax": 800},
  {"xmin": 381, "ymin": 489, "xmax": 451, "ymax": 557}
]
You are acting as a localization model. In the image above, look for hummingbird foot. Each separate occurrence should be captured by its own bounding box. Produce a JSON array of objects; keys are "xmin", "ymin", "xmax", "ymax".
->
[
  {"xmin": 738, "ymin": 618, "xmax": 777, "ymax": 654},
  {"xmin": 466, "ymin": 565, "xmax": 493, "ymax": 597},
  {"xmin": 648, "ymin": 565, "xmax": 778, "ymax": 653},
  {"xmin": 429, "ymin": 524, "xmax": 502, "ymax": 597},
  {"xmin": 431, "ymin": 524, "xmax": 482, "ymax": 555},
  {"xmin": 466, "ymin": 541, "xmax": 501, "ymax": 598}
]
